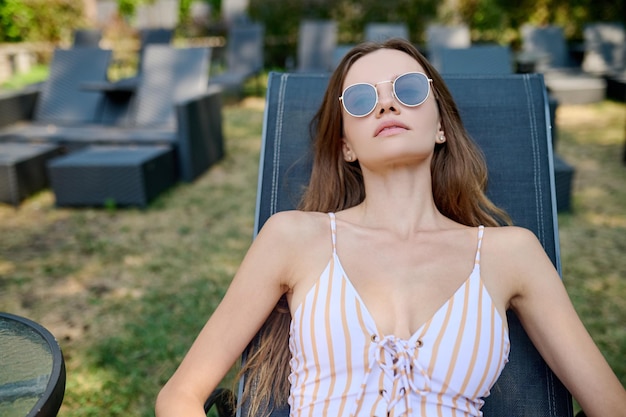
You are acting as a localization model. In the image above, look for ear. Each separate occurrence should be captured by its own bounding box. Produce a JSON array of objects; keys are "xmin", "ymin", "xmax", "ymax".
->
[
  {"xmin": 342, "ymin": 139, "xmax": 356, "ymax": 162},
  {"xmin": 436, "ymin": 122, "xmax": 446, "ymax": 144}
]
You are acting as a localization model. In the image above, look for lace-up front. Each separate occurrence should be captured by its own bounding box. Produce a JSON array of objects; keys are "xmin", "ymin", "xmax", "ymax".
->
[
  {"xmin": 357, "ymin": 334, "xmax": 430, "ymax": 416},
  {"xmin": 288, "ymin": 213, "xmax": 510, "ymax": 417}
]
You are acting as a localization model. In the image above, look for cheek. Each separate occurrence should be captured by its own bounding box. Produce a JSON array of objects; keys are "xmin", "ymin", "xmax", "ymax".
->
[
  {"xmin": 341, "ymin": 117, "xmax": 366, "ymax": 142},
  {"xmin": 414, "ymin": 104, "xmax": 441, "ymax": 131}
]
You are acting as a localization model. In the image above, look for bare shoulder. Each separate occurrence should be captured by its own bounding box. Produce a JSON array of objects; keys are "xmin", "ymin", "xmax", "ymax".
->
[
  {"xmin": 482, "ymin": 225, "xmax": 552, "ymax": 271},
  {"xmin": 254, "ymin": 210, "xmax": 333, "ymax": 261},
  {"xmin": 481, "ymin": 225, "xmax": 556, "ymax": 305},
  {"xmin": 256, "ymin": 210, "xmax": 334, "ymax": 291},
  {"xmin": 258, "ymin": 210, "xmax": 330, "ymax": 242},
  {"xmin": 483, "ymin": 225, "xmax": 543, "ymax": 250}
]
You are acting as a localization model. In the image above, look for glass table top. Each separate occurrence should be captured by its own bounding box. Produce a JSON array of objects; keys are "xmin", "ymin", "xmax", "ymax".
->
[{"xmin": 0, "ymin": 314, "xmax": 58, "ymax": 417}]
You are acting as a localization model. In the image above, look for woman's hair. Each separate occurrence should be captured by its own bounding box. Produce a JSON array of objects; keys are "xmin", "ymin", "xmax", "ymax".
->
[{"xmin": 238, "ymin": 38, "xmax": 511, "ymax": 417}]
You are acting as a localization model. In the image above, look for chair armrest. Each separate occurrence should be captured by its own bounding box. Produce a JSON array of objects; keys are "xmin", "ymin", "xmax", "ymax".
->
[
  {"xmin": 0, "ymin": 86, "xmax": 39, "ymax": 128},
  {"xmin": 204, "ymin": 387, "xmax": 236, "ymax": 417},
  {"xmin": 175, "ymin": 86, "xmax": 225, "ymax": 182}
]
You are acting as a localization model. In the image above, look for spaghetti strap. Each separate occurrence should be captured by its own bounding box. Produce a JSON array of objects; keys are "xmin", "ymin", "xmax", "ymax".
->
[
  {"xmin": 328, "ymin": 213, "xmax": 337, "ymax": 254},
  {"xmin": 475, "ymin": 225, "xmax": 485, "ymax": 264}
]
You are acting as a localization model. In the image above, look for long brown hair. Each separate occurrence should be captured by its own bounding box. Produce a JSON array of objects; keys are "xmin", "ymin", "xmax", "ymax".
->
[{"xmin": 238, "ymin": 38, "xmax": 511, "ymax": 417}]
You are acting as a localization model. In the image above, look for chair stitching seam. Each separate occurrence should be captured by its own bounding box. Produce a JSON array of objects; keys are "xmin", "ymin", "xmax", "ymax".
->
[
  {"xmin": 271, "ymin": 74, "xmax": 288, "ymax": 215},
  {"xmin": 523, "ymin": 74, "xmax": 545, "ymax": 243}
]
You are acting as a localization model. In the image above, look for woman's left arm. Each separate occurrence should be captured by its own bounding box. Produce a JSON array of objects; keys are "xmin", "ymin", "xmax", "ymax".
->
[{"xmin": 507, "ymin": 228, "xmax": 626, "ymax": 417}]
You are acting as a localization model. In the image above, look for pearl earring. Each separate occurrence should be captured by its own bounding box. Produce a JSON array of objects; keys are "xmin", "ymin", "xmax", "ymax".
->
[{"xmin": 437, "ymin": 133, "xmax": 446, "ymax": 143}]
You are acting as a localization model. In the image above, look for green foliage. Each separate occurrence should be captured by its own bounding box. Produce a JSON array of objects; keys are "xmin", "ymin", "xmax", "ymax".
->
[
  {"xmin": 249, "ymin": 0, "xmax": 626, "ymax": 67},
  {"xmin": 249, "ymin": 0, "xmax": 438, "ymax": 68},
  {"xmin": 0, "ymin": 0, "xmax": 32, "ymax": 42},
  {"xmin": 464, "ymin": 0, "xmax": 626, "ymax": 41},
  {"xmin": 330, "ymin": 0, "xmax": 438, "ymax": 43},
  {"xmin": 117, "ymin": 0, "xmax": 138, "ymax": 18},
  {"xmin": 179, "ymin": 0, "xmax": 221, "ymax": 21},
  {"xmin": 114, "ymin": 0, "xmax": 220, "ymax": 24},
  {"xmin": 0, "ymin": 0, "xmax": 84, "ymax": 43}
]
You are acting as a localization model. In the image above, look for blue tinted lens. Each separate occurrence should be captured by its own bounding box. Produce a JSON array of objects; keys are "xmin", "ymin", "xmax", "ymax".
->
[
  {"xmin": 394, "ymin": 72, "xmax": 430, "ymax": 106},
  {"xmin": 342, "ymin": 84, "xmax": 377, "ymax": 117}
]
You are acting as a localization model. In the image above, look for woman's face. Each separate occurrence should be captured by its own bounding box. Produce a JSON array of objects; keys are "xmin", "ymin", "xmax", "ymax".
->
[{"xmin": 340, "ymin": 49, "xmax": 443, "ymax": 170}]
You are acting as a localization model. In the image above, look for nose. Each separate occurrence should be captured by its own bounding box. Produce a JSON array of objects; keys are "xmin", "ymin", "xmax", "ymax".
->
[{"xmin": 375, "ymin": 82, "xmax": 399, "ymax": 116}]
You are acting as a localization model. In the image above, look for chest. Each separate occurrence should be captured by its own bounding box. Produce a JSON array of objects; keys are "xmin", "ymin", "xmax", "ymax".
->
[{"xmin": 337, "ymin": 237, "xmax": 478, "ymax": 336}]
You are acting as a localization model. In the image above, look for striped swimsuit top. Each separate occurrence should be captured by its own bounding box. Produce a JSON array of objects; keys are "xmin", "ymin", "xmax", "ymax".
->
[{"xmin": 288, "ymin": 213, "xmax": 510, "ymax": 417}]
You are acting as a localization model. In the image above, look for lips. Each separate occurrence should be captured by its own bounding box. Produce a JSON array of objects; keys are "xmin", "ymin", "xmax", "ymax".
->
[{"xmin": 374, "ymin": 120, "xmax": 409, "ymax": 137}]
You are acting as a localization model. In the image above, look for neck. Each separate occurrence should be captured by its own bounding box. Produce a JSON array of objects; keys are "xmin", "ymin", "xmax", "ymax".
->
[{"xmin": 349, "ymin": 165, "xmax": 454, "ymax": 235}]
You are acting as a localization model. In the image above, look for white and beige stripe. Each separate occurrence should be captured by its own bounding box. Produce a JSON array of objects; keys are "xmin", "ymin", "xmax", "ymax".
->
[{"xmin": 288, "ymin": 214, "xmax": 510, "ymax": 417}]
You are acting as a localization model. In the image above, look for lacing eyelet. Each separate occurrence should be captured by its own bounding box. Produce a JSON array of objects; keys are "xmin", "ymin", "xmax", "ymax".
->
[
  {"xmin": 371, "ymin": 334, "xmax": 379, "ymax": 342},
  {"xmin": 416, "ymin": 339, "xmax": 424, "ymax": 348}
]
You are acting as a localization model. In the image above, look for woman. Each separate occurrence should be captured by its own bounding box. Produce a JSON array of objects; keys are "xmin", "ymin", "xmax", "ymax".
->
[{"xmin": 156, "ymin": 39, "xmax": 626, "ymax": 417}]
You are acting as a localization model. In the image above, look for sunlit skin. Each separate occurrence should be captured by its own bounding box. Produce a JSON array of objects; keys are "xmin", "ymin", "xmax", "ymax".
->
[
  {"xmin": 155, "ymin": 48, "xmax": 626, "ymax": 417},
  {"xmin": 340, "ymin": 49, "xmax": 442, "ymax": 174}
]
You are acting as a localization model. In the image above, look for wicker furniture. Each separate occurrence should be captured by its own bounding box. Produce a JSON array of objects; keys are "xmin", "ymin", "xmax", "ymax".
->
[
  {"xmin": 297, "ymin": 20, "xmax": 338, "ymax": 72},
  {"xmin": 47, "ymin": 146, "xmax": 176, "ymax": 207},
  {"xmin": 521, "ymin": 24, "xmax": 607, "ymax": 105},
  {"xmin": 0, "ymin": 143, "xmax": 61, "ymax": 205},
  {"xmin": 0, "ymin": 46, "xmax": 224, "ymax": 183},
  {"xmin": 430, "ymin": 44, "xmax": 514, "ymax": 74},
  {"xmin": 364, "ymin": 22, "xmax": 409, "ymax": 42},
  {"xmin": 209, "ymin": 23, "xmax": 265, "ymax": 96},
  {"xmin": 72, "ymin": 29, "xmax": 102, "ymax": 47}
]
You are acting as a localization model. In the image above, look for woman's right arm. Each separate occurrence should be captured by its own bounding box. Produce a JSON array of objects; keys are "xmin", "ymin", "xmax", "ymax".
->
[{"xmin": 155, "ymin": 211, "xmax": 304, "ymax": 417}]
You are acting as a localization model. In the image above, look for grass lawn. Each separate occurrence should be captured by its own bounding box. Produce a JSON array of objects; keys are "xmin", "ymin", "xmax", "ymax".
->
[
  {"xmin": 0, "ymin": 65, "xmax": 49, "ymax": 91},
  {"xmin": 0, "ymin": 86, "xmax": 624, "ymax": 416}
]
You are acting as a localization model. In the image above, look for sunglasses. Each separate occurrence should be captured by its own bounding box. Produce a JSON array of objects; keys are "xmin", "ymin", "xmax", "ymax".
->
[{"xmin": 339, "ymin": 72, "xmax": 433, "ymax": 118}]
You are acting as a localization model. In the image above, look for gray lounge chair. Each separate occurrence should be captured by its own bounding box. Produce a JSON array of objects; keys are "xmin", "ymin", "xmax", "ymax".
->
[
  {"xmin": 425, "ymin": 24, "xmax": 471, "ymax": 55},
  {"xmin": 0, "ymin": 46, "xmax": 224, "ymax": 183},
  {"xmin": 110, "ymin": 27, "xmax": 175, "ymax": 91},
  {"xmin": 139, "ymin": 28, "xmax": 174, "ymax": 62},
  {"xmin": 209, "ymin": 22, "xmax": 265, "ymax": 96},
  {"xmin": 296, "ymin": 20, "xmax": 337, "ymax": 73},
  {"xmin": 364, "ymin": 22, "xmax": 409, "ymax": 42},
  {"xmin": 425, "ymin": 24, "xmax": 472, "ymax": 74},
  {"xmin": 72, "ymin": 29, "xmax": 103, "ymax": 47},
  {"xmin": 521, "ymin": 24, "xmax": 572, "ymax": 71},
  {"xmin": 204, "ymin": 72, "xmax": 573, "ymax": 416},
  {"xmin": 582, "ymin": 22, "xmax": 625, "ymax": 76},
  {"xmin": 0, "ymin": 47, "xmax": 110, "ymax": 205},
  {"xmin": 582, "ymin": 22, "xmax": 626, "ymax": 107},
  {"xmin": 430, "ymin": 45, "xmax": 513, "ymax": 74},
  {"xmin": 21, "ymin": 47, "xmax": 111, "ymax": 125},
  {"xmin": 521, "ymin": 24, "xmax": 606, "ymax": 105}
]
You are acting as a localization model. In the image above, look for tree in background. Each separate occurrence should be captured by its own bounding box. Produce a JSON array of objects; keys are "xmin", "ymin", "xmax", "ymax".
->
[
  {"xmin": 1, "ymin": 0, "xmax": 624, "ymax": 66},
  {"xmin": 459, "ymin": 0, "xmax": 626, "ymax": 44},
  {"xmin": 249, "ymin": 0, "xmax": 625, "ymax": 68},
  {"xmin": 0, "ymin": 0, "xmax": 84, "ymax": 43}
]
